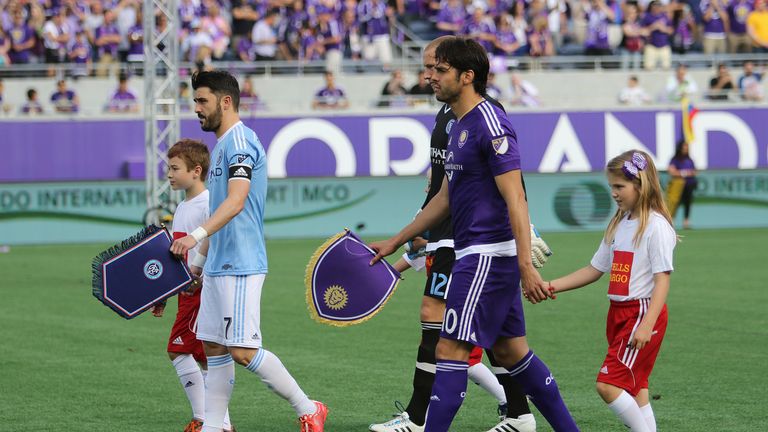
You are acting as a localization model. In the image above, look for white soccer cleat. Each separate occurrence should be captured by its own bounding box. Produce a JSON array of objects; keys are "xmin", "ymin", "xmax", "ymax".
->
[
  {"xmin": 369, "ymin": 410, "xmax": 424, "ymax": 432},
  {"xmin": 485, "ymin": 413, "xmax": 537, "ymax": 432}
]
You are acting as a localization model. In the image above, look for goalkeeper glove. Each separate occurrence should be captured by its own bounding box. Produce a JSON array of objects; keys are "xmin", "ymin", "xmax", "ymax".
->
[{"xmin": 530, "ymin": 224, "xmax": 552, "ymax": 268}]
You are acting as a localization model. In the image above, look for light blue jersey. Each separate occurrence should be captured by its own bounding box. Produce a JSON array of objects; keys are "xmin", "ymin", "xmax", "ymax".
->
[{"xmin": 204, "ymin": 121, "xmax": 268, "ymax": 276}]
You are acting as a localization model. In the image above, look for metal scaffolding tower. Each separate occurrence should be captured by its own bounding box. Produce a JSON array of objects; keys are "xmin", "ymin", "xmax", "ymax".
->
[{"xmin": 143, "ymin": 0, "xmax": 180, "ymax": 225}]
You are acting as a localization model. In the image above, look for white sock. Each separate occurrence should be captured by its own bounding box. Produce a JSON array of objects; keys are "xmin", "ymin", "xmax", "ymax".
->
[
  {"xmin": 202, "ymin": 354, "xmax": 235, "ymax": 432},
  {"xmin": 173, "ymin": 355, "xmax": 205, "ymax": 421},
  {"xmin": 640, "ymin": 403, "xmax": 656, "ymax": 432},
  {"xmin": 607, "ymin": 391, "xmax": 651, "ymax": 432},
  {"xmin": 245, "ymin": 348, "xmax": 316, "ymax": 417},
  {"xmin": 468, "ymin": 363, "xmax": 506, "ymax": 405},
  {"xmin": 201, "ymin": 370, "xmax": 233, "ymax": 431}
]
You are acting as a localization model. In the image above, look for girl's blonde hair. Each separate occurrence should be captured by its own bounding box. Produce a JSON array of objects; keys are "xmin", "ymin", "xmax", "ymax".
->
[{"xmin": 604, "ymin": 150, "xmax": 673, "ymax": 246}]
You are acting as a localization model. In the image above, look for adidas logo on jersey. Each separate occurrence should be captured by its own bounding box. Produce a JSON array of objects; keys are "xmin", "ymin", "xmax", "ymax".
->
[
  {"xmin": 233, "ymin": 167, "xmax": 248, "ymax": 177},
  {"xmin": 184, "ymin": 381, "xmax": 195, "ymax": 388},
  {"xmin": 430, "ymin": 395, "xmax": 440, "ymax": 402},
  {"xmin": 600, "ymin": 366, "xmax": 609, "ymax": 374},
  {"xmin": 173, "ymin": 336, "xmax": 184, "ymax": 345}
]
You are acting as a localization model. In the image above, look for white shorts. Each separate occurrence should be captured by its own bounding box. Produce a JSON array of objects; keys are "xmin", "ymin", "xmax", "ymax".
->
[{"xmin": 197, "ymin": 274, "xmax": 265, "ymax": 348}]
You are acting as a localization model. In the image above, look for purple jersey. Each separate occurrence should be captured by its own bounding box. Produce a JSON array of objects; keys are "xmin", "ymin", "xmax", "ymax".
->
[
  {"xmin": 9, "ymin": 24, "xmax": 35, "ymax": 64},
  {"xmin": 127, "ymin": 24, "xmax": 143, "ymax": 56},
  {"xmin": 51, "ymin": 89, "xmax": 78, "ymax": 112},
  {"xmin": 669, "ymin": 156, "xmax": 696, "ymax": 185},
  {"xmin": 462, "ymin": 18, "xmax": 495, "ymax": 52},
  {"xmin": 585, "ymin": 9, "xmax": 611, "ymax": 49},
  {"xmin": 642, "ymin": 12, "xmax": 671, "ymax": 47},
  {"xmin": 729, "ymin": 0, "xmax": 753, "ymax": 34},
  {"xmin": 358, "ymin": 0, "xmax": 390, "ymax": 38},
  {"xmin": 318, "ymin": 19, "xmax": 341, "ymax": 50},
  {"xmin": 701, "ymin": 0, "xmax": 726, "ymax": 36},
  {"xmin": 435, "ymin": 4, "xmax": 466, "ymax": 35},
  {"xmin": 71, "ymin": 40, "xmax": 91, "ymax": 62},
  {"xmin": 494, "ymin": 29, "xmax": 517, "ymax": 55},
  {"xmin": 107, "ymin": 90, "xmax": 137, "ymax": 111},
  {"xmin": 314, "ymin": 86, "xmax": 346, "ymax": 105},
  {"xmin": 445, "ymin": 100, "xmax": 521, "ymax": 254},
  {"xmin": 95, "ymin": 23, "xmax": 119, "ymax": 57}
]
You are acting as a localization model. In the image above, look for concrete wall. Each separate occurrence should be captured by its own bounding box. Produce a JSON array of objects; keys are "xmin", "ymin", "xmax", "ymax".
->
[{"xmin": 1, "ymin": 68, "xmax": 765, "ymax": 117}]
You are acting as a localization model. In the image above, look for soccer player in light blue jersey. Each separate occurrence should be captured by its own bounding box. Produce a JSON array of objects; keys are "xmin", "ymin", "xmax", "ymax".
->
[{"xmin": 170, "ymin": 70, "xmax": 328, "ymax": 432}]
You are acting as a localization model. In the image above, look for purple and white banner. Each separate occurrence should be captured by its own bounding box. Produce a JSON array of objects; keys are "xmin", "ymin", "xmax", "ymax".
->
[{"xmin": 2, "ymin": 107, "xmax": 766, "ymax": 182}]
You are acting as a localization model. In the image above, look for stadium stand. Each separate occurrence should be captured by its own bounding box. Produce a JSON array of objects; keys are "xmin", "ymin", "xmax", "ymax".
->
[{"xmin": 0, "ymin": 0, "xmax": 766, "ymax": 114}]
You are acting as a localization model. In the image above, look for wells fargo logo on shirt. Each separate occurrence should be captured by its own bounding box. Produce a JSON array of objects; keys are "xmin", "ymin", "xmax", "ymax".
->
[{"xmin": 609, "ymin": 250, "xmax": 633, "ymax": 296}]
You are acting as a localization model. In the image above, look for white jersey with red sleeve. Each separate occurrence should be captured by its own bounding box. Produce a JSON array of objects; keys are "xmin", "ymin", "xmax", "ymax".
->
[
  {"xmin": 171, "ymin": 190, "xmax": 210, "ymax": 266},
  {"xmin": 591, "ymin": 211, "xmax": 676, "ymax": 301}
]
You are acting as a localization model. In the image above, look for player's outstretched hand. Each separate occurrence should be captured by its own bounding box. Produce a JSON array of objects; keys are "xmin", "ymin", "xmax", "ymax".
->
[
  {"xmin": 520, "ymin": 266, "xmax": 551, "ymax": 304},
  {"xmin": 369, "ymin": 238, "xmax": 399, "ymax": 265},
  {"xmin": 170, "ymin": 234, "xmax": 197, "ymax": 259},
  {"xmin": 530, "ymin": 224, "xmax": 553, "ymax": 268}
]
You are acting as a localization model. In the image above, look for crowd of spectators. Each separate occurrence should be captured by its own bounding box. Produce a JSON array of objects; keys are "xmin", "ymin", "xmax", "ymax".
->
[{"xmin": 1, "ymin": 0, "xmax": 767, "ymax": 76}]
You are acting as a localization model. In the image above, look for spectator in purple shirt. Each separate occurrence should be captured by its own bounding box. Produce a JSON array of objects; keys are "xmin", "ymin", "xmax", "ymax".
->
[
  {"xmin": 528, "ymin": 15, "xmax": 555, "ymax": 57},
  {"xmin": 299, "ymin": 21, "xmax": 325, "ymax": 62},
  {"xmin": 435, "ymin": 0, "xmax": 466, "ymax": 35},
  {"xmin": 312, "ymin": 71, "xmax": 349, "ymax": 109},
  {"xmin": 50, "ymin": 79, "xmax": 79, "ymax": 113},
  {"xmin": 462, "ymin": 6, "xmax": 496, "ymax": 54},
  {"xmin": 358, "ymin": 0, "xmax": 394, "ymax": 67},
  {"xmin": 728, "ymin": 0, "xmax": 753, "ymax": 52},
  {"xmin": 701, "ymin": 0, "xmax": 730, "ymax": 54},
  {"xmin": 126, "ymin": 22, "xmax": 143, "ymax": 63},
  {"xmin": 671, "ymin": 2, "xmax": 696, "ymax": 53},
  {"xmin": 69, "ymin": 30, "xmax": 92, "ymax": 77},
  {"xmin": 341, "ymin": 8, "xmax": 362, "ymax": 60},
  {"xmin": 277, "ymin": 0, "xmax": 309, "ymax": 60},
  {"xmin": 583, "ymin": 0, "xmax": 615, "ymax": 55},
  {"xmin": 642, "ymin": 0, "xmax": 673, "ymax": 70},
  {"xmin": 94, "ymin": 10, "xmax": 121, "ymax": 76},
  {"xmin": 317, "ymin": 7, "xmax": 343, "ymax": 74},
  {"xmin": 106, "ymin": 73, "xmax": 138, "ymax": 113},
  {"xmin": 20, "ymin": 88, "xmax": 44, "ymax": 115},
  {"xmin": 8, "ymin": 10, "xmax": 37, "ymax": 64},
  {"xmin": 491, "ymin": 15, "xmax": 521, "ymax": 72}
]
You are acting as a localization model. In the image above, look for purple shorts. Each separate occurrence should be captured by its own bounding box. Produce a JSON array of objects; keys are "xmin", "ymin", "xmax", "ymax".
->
[{"xmin": 441, "ymin": 254, "xmax": 526, "ymax": 348}]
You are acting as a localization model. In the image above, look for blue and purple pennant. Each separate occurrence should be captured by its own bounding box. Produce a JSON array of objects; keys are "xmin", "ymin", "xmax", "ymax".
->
[{"xmin": 92, "ymin": 225, "xmax": 193, "ymax": 319}]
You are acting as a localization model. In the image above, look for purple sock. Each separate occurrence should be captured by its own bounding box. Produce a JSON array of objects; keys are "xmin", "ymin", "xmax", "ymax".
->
[
  {"xmin": 424, "ymin": 360, "xmax": 468, "ymax": 432},
  {"xmin": 508, "ymin": 351, "xmax": 580, "ymax": 432}
]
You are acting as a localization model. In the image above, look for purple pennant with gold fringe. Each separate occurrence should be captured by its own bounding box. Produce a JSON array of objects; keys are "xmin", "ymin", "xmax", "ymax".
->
[{"xmin": 305, "ymin": 229, "xmax": 401, "ymax": 326}]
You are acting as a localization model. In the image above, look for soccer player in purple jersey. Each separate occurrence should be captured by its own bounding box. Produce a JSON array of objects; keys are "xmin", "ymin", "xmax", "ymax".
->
[{"xmin": 370, "ymin": 38, "xmax": 579, "ymax": 432}]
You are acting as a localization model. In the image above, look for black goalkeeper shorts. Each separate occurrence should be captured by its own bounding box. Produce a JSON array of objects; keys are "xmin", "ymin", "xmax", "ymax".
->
[{"xmin": 423, "ymin": 247, "xmax": 455, "ymax": 300}]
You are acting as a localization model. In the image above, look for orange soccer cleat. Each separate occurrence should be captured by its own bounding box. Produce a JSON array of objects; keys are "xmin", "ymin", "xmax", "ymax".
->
[
  {"xmin": 298, "ymin": 401, "xmax": 328, "ymax": 432},
  {"xmin": 183, "ymin": 419, "xmax": 203, "ymax": 432}
]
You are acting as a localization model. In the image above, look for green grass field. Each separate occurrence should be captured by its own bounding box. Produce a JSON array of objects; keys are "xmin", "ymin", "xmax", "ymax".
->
[{"xmin": 1, "ymin": 228, "xmax": 767, "ymax": 431}]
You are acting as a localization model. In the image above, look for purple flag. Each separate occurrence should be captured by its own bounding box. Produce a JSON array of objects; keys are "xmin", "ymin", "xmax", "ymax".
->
[
  {"xmin": 91, "ymin": 225, "xmax": 193, "ymax": 319},
  {"xmin": 305, "ymin": 229, "xmax": 401, "ymax": 326}
]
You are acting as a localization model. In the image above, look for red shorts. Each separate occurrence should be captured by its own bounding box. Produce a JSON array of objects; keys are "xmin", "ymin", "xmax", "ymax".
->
[
  {"xmin": 468, "ymin": 345, "xmax": 483, "ymax": 366},
  {"xmin": 597, "ymin": 299, "xmax": 668, "ymax": 396},
  {"xmin": 167, "ymin": 288, "xmax": 205, "ymax": 363}
]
